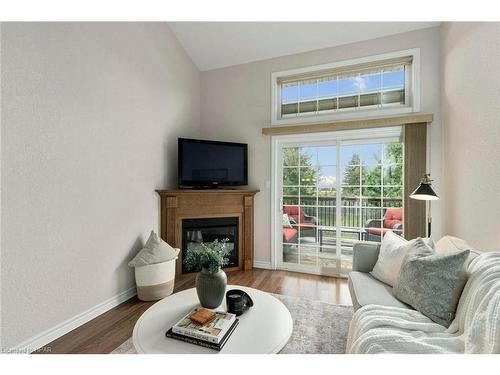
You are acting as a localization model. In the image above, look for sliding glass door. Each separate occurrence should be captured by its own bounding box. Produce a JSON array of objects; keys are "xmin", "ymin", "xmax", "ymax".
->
[{"xmin": 276, "ymin": 132, "xmax": 403, "ymax": 277}]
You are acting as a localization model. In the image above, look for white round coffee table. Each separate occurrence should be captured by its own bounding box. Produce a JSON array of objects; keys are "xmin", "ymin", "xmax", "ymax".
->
[{"xmin": 132, "ymin": 285, "xmax": 293, "ymax": 354}]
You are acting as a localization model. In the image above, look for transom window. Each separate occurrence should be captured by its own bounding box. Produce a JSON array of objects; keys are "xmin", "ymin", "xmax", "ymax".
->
[
  {"xmin": 281, "ymin": 65, "xmax": 406, "ymax": 116},
  {"xmin": 271, "ymin": 49, "xmax": 420, "ymax": 125}
]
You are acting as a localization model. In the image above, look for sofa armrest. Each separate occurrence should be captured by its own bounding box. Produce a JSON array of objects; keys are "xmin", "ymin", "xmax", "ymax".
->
[{"xmin": 352, "ymin": 242, "xmax": 381, "ymax": 273}]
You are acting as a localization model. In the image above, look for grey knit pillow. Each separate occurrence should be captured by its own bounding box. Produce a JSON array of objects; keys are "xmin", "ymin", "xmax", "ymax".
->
[{"xmin": 393, "ymin": 238, "xmax": 470, "ymax": 327}]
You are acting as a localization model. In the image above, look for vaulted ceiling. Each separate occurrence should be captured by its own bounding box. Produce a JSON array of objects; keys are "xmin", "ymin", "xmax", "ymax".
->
[{"xmin": 169, "ymin": 22, "xmax": 440, "ymax": 71}]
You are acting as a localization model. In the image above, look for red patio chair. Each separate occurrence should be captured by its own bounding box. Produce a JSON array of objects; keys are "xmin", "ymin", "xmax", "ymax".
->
[{"xmin": 365, "ymin": 207, "xmax": 403, "ymax": 242}]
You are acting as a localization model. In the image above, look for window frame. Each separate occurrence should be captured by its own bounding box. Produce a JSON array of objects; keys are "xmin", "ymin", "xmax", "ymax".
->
[{"xmin": 271, "ymin": 49, "xmax": 420, "ymax": 126}]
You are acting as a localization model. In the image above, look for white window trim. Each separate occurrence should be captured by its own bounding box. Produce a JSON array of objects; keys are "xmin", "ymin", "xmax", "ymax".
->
[{"xmin": 271, "ymin": 48, "xmax": 421, "ymax": 126}]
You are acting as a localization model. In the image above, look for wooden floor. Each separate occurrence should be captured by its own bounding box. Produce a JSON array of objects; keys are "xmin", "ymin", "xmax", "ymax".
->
[{"xmin": 37, "ymin": 269, "xmax": 351, "ymax": 354}]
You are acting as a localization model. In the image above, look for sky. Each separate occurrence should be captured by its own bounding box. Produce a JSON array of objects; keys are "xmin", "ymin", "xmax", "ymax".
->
[{"xmin": 301, "ymin": 143, "xmax": 383, "ymax": 166}]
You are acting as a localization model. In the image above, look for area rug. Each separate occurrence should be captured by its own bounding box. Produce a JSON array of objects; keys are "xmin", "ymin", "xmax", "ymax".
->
[{"xmin": 111, "ymin": 294, "xmax": 353, "ymax": 354}]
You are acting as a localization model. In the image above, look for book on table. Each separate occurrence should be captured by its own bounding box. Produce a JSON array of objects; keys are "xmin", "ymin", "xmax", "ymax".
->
[
  {"xmin": 171, "ymin": 308, "xmax": 237, "ymax": 344},
  {"xmin": 165, "ymin": 319, "xmax": 239, "ymax": 351}
]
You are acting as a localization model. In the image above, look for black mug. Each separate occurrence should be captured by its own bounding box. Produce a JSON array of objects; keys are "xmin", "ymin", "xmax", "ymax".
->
[{"xmin": 226, "ymin": 289, "xmax": 254, "ymax": 316}]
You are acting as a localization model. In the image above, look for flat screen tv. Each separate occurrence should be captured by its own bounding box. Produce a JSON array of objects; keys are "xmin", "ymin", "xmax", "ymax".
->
[{"xmin": 178, "ymin": 138, "xmax": 248, "ymax": 188}]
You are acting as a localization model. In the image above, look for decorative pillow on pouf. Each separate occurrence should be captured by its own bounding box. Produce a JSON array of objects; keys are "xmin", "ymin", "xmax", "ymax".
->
[
  {"xmin": 393, "ymin": 238, "xmax": 470, "ymax": 327},
  {"xmin": 128, "ymin": 230, "xmax": 178, "ymax": 267}
]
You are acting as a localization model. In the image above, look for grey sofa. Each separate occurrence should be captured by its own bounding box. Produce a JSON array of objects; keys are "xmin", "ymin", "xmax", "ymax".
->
[
  {"xmin": 348, "ymin": 241, "xmax": 411, "ymax": 311},
  {"xmin": 346, "ymin": 237, "xmax": 500, "ymax": 353}
]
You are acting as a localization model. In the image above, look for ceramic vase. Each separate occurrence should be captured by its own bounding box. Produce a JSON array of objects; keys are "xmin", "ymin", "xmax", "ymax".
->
[{"xmin": 195, "ymin": 268, "xmax": 227, "ymax": 308}]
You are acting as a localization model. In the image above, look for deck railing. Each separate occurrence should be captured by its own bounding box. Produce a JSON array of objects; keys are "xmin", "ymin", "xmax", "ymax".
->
[{"xmin": 283, "ymin": 196, "xmax": 402, "ymax": 228}]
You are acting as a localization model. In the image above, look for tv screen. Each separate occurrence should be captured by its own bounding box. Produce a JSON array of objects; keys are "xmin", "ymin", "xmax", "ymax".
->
[{"xmin": 178, "ymin": 138, "xmax": 248, "ymax": 187}]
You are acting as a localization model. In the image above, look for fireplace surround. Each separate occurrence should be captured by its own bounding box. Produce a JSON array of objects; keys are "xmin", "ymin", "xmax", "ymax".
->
[{"xmin": 156, "ymin": 189, "xmax": 259, "ymax": 276}]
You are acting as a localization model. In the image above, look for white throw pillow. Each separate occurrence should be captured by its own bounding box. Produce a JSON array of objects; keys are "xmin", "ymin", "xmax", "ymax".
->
[
  {"xmin": 435, "ymin": 235, "xmax": 479, "ymax": 269},
  {"xmin": 436, "ymin": 235, "xmax": 476, "ymax": 254},
  {"xmin": 370, "ymin": 231, "xmax": 408, "ymax": 286},
  {"xmin": 282, "ymin": 214, "xmax": 293, "ymax": 228},
  {"xmin": 128, "ymin": 230, "xmax": 179, "ymax": 267},
  {"xmin": 371, "ymin": 231, "xmax": 434, "ymax": 287}
]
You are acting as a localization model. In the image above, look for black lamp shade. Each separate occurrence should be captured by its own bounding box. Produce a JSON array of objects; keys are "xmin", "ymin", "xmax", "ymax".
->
[{"xmin": 410, "ymin": 183, "xmax": 439, "ymax": 201}]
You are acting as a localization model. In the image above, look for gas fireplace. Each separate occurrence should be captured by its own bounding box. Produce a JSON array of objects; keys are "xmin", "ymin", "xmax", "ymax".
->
[{"xmin": 181, "ymin": 217, "xmax": 239, "ymax": 274}]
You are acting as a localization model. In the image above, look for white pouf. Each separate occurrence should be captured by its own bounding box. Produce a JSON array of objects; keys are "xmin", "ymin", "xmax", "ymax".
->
[{"xmin": 134, "ymin": 253, "xmax": 179, "ymax": 301}]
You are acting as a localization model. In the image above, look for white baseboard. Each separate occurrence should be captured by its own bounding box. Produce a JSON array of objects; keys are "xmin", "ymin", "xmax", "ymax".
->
[
  {"xmin": 253, "ymin": 260, "xmax": 273, "ymax": 270},
  {"xmin": 10, "ymin": 286, "xmax": 137, "ymax": 354}
]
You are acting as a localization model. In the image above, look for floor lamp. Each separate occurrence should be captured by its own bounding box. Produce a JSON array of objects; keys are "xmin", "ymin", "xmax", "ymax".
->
[{"xmin": 409, "ymin": 173, "xmax": 439, "ymax": 236}]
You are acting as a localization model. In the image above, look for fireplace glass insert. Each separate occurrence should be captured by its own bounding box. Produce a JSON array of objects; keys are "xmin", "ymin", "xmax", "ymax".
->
[{"xmin": 181, "ymin": 217, "xmax": 238, "ymax": 274}]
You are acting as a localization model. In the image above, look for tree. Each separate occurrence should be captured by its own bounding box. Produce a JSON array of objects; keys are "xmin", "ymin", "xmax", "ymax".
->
[
  {"xmin": 282, "ymin": 148, "xmax": 318, "ymax": 197},
  {"xmin": 385, "ymin": 143, "xmax": 403, "ymax": 163},
  {"xmin": 342, "ymin": 143, "xmax": 403, "ymax": 199},
  {"xmin": 381, "ymin": 143, "xmax": 403, "ymax": 199},
  {"xmin": 342, "ymin": 154, "xmax": 361, "ymax": 197},
  {"xmin": 383, "ymin": 143, "xmax": 403, "ymax": 187},
  {"xmin": 282, "ymin": 143, "xmax": 403, "ymax": 202}
]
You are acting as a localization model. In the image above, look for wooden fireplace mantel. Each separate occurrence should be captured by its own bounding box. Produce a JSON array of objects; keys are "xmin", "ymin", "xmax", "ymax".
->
[{"xmin": 156, "ymin": 189, "xmax": 259, "ymax": 277}]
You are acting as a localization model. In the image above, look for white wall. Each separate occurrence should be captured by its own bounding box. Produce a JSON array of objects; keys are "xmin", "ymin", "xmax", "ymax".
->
[
  {"xmin": 0, "ymin": 22, "xmax": 200, "ymax": 348},
  {"xmin": 441, "ymin": 22, "xmax": 500, "ymax": 251},
  {"xmin": 200, "ymin": 27, "xmax": 443, "ymax": 264}
]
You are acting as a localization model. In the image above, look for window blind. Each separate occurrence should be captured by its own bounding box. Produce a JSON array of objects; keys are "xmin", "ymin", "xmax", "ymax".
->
[{"xmin": 277, "ymin": 56, "xmax": 413, "ymax": 84}]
